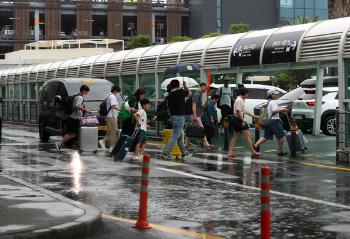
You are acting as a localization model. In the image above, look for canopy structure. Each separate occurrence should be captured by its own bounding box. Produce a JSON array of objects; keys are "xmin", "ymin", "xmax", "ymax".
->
[{"xmin": 1, "ymin": 17, "xmax": 350, "ymax": 161}]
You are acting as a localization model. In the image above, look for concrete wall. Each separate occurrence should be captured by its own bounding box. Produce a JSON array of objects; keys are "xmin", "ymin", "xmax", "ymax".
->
[{"xmin": 189, "ymin": 0, "xmax": 279, "ymax": 38}]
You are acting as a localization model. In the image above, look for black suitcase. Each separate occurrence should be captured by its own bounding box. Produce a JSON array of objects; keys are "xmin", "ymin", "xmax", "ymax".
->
[
  {"xmin": 110, "ymin": 129, "xmax": 138, "ymax": 161},
  {"xmin": 285, "ymin": 114, "xmax": 307, "ymax": 153}
]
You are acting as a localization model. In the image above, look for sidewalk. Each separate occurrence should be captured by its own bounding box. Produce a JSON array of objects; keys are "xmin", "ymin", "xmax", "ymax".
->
[{"xmin": 0, "ymin": 174, "xmax": 101, "ymax": 239}]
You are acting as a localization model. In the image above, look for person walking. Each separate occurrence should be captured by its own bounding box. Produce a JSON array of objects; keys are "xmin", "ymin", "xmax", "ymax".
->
[
  {"xmin": 254, "ymin": 89, "xmax": 289, "ymax": 156},
  {"xmin": 217, "ymin": 79, "xmax": 233, "ymax": 120},
  {"xmin": 192, "ymin": 82, "xmax": 211, "ymax": 149},
  {"xmin": 133, "ymin": 98, "xmax": 151, "ymax": 160},
  {"xmin": 202, "ymin": 94, "xmax": 219, "ymax": 146},
  {"xmin": 54, "ymin": 85, "xmax": 90, "ymax": 153},
  {"xmin": 162, "ymin": 80, "xmax": 192, "ymax": 160},
  {"xmin": 99, "ymin": 85, "xmax": 121, "ymax": 150},
  {"xmin": 121, "ymin": 88, "xmax": 146, "ymax": 136},
  {"xmin": 227, "ymin": 87, "xmax": 260, "ymax": 158}
]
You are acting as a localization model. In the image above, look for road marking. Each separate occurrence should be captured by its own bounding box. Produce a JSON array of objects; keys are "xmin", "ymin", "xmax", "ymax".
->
[
  {"xmin": 298, "ymin": 162, "xmax": 350, "ymax": 172},
  {"xmin": 102, "ymin": 214, "xmax": 225, "ymax": 239},
  {"xmin": 264, "ymin": 149, "xmax": 278, "ymax": 153},
  {"xmin": 300, "ymin": 154, "xmax": 314, "ymax": 158},
  {"xmin": 156, "ymin": 167, "xmax": 350, "ymax": 210}
]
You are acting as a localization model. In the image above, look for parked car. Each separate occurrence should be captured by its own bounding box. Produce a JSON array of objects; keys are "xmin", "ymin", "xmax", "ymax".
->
[
  {"xmin": 39, "ymin": 78, "xmax": 112, "ymax": 143},
  {"xmin": 292, "ymin": 86, "xmax": 338, "ymax": 136},
  {"xmin": 210, "ymin": 83, "xmax": 286, "ymax": 126}
]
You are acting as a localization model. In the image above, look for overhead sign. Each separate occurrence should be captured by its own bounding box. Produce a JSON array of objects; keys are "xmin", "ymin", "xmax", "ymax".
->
[
  {"xmin": 262, "ymin": 30, "xmax": 305, "ymax": 64},
  {"xmin": 231, "ymin": 35, "xmax": 268, "ymax": 67}
]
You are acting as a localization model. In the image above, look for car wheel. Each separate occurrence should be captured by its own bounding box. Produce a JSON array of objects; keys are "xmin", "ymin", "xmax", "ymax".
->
[
  {"xmin": 39, "ymin": 120, "xmax": 50, "ymax": 142},
  {"xmin": 322, "ymin": 115, "xmax": 337, "ymax": 136}
]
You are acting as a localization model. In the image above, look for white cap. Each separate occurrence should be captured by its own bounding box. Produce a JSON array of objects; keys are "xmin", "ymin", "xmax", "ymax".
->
[{"xmin": 267, "ymin": 89, "xmax": 279, "ymax": 96}]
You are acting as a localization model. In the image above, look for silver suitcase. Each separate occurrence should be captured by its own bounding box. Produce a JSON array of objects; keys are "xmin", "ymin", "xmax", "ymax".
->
[{"xmin": 79, "ymin": 126, "xmax": 98, "ymax": 152}]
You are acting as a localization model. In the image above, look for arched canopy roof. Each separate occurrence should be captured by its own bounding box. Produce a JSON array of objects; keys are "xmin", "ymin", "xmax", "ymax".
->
[{"xmin": 1, "ymin": 17, "xmax": 350, "ymax": 79}]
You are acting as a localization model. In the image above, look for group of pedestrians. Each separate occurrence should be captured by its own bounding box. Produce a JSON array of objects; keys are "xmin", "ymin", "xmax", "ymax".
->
[
  {"xmin": 160, "ymin": 77, "xmax": 290, "ymax": 160},
  {"xmin": 54, "ymin": 84, "xmax": 152, "ymax": 160},
  {"xmin": 55, "ymin": 79, "xmax": 290, "ymax": 160}
]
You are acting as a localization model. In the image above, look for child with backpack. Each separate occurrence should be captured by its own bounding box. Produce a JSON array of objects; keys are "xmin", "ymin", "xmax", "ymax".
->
[
  {"xmin": 133, "ymin": 98, "xmax": 151, "ymax": 160},
  {"xmin": 254, "ymin": 89, "xmax": 289, "ymax": 156}
]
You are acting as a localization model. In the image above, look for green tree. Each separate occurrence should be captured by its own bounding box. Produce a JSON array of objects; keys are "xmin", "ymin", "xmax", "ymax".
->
[
  {"xmin": 169, "ymin": 36, "xmax": 193, "ymax": 43},
  {"xmin": 201, "ymin": 32, "xmax": 223, "ymax": 38},
  {"xmin": 126, "ymin": 35, "xmax": 152, "ymax": 49},
  {"xmin": 272, "ymin": 69, "xmax": 315, "ymax": 90},
  {"xmin": 229, "ymin": 23, "xmax": 251, "ymax": 34}
]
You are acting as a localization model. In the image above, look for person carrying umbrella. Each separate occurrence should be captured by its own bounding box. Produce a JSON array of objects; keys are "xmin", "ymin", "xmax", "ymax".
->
[{"xmin": 162, "ymin": 79, "xmax": 193, "ymax": 160}]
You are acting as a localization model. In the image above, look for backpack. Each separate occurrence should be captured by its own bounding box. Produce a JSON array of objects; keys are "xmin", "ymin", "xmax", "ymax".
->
[
  {"xmin": 259, "ymin": 101, "xmax": 271, "ymax": 128},
  {"xmin": 185, "ymin": 96, "xmax": 193, "ymax": 115},
  {"xmin": 155, "ymin": 98, "xmax": 169, "ymax": 121},
  {"xmin": 64, "ymin": 94, "xmax": 79, "ymax": 115},
  {"xmin": 99, "ymin": 94, "xmax": 112, "ymax": 117}
]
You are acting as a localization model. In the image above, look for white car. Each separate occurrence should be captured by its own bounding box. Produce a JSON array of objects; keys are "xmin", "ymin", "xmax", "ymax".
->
[
  {"xmin": 292, "ymin": 87, "xmax": 338, "ymax": 136},
  {"xmin": 210, "ymin": 83, "xmax": 286, "ymax": 125}
]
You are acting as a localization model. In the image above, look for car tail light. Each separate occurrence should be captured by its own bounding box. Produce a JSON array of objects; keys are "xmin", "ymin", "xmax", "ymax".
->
[{"xmin": 306, "ymin": 101, "xmax": 325, "ymax": 106}]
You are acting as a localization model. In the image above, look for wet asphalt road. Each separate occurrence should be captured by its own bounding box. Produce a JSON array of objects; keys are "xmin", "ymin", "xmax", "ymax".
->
[{"xmin": 1, "ymin": 124, "xmax": 350, "ymax": 239}]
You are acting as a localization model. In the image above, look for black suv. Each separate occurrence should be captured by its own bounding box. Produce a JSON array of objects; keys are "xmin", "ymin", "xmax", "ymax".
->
[{"xmin": 39, "ymin": 78, "xmax": 112, "ymax": 142}]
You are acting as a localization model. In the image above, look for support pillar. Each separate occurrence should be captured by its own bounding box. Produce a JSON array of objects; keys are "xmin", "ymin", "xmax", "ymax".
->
[
  {"xmin": 108, "ymin": 0, "xmax": 123, "ymax": 42},
  {"xmin": 236, "ymin": 71, "xmax": 243, "ymax": 86},
  {"xmin": 313, "ymin": 63, "xmax": 324, "ymax": 136},
  {"xmin": 45, "ymin": 0, "xmax": 61, "ymax": 40},
  {"xmin": 13, "ymin": 0, "xmax": 30, "ymax": 50},
  {"xmin": 167, "ymin": 0, "xmax": 182, "ymax": 42},
  {"xmin": 137, "ymin": 0, "xmax": 152, "ymax": 37},
  {"xmin": 76, "ymin": 0, "xmax": 92, "ymax": 39},
  {"xmin": 34, "ymin": 9, "xmax": 40, "ymax": 42}
]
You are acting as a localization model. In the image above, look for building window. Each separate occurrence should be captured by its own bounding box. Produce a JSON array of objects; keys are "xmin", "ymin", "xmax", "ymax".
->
[{"xmin": 280, "ymin": 0, "xmax": 328, "ymax": 25}]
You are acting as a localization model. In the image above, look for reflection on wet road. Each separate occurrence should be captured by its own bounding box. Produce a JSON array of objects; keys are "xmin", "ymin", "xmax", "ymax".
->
[{"xmin": 1, "ymin": 126, "xmax": 350, "ymax": 238}]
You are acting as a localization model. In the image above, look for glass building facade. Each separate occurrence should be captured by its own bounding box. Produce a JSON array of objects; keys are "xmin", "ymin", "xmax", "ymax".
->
[{"xmin": 280, "ymin": 0, "xmax": 328, "ymax": 25}]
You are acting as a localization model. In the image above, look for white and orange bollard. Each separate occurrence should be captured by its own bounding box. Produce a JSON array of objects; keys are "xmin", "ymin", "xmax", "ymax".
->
[
  {"xmin": 134, "ymin": 154, "xmax": 152, "ymax": 230},
  {"xmin": 261, "ymin": 166, "xmax": 271, "ymax": 239}
]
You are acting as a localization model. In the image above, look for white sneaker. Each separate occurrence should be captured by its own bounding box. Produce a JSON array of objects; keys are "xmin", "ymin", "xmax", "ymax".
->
[{"xmin": 99, "ymin": 139, "xmax": 106, "ymax": 150}]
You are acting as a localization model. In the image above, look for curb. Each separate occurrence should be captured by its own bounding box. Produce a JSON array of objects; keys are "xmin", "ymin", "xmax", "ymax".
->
[{"xmin": 0, "ymin": 174, "xmax": 102, "ymax": 239}]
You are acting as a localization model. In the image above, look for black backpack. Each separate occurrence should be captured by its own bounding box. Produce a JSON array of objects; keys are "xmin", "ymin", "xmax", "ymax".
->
[
  {"xmin": 155, "ymin": 98, "xmax": 169, "ymax": 121},
  {"xmin": 99, "ymin": 94, "xmax": 112, "ymax": 117},
  {"xmin": 64, "ymin": 94, "xmax": 79, "ymax": 115},
  {"xmin": 185, "ymin": 96, "xmax": 193, "ymax": 115}
]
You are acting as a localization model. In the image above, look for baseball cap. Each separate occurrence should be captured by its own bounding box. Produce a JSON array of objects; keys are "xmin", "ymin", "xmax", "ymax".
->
[{"xmin": 267, "ymin": 89, "xmax": 279, "ymax": 96}]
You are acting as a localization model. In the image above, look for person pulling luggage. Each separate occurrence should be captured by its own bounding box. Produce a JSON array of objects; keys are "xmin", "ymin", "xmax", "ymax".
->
[
  {"xmin": 254, "ymin": 89, "xmax": 289, "ymax": 156},
  {"xmin": 54, "ymin": 85, "xmax": 90, "ymax": 153}
]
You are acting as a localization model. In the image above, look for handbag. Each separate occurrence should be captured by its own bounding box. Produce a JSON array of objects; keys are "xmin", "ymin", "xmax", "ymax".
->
[
  {"xmin": 80, "ymin": 115, "xmax": 99, "ymax": 127},
  {"xmin": 185, "ymin": 124, "xmax": 206, "ymax": 138}
]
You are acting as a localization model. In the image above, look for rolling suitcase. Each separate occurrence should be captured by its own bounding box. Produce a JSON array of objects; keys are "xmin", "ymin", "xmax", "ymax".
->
[
  {"xmin": 285, "ymin": 114, "xmax": 307, "ymax": 153},
  {"xmin": 79, "ymin": 126, "xmax": 98, "ymax": 152},
  {"xmin": 110, "ymin": 129, "xmax": 138, "ymax": 161},
  {"xmin": 286, "ymin": 130, "xmax": 307, "ymax": 153}
]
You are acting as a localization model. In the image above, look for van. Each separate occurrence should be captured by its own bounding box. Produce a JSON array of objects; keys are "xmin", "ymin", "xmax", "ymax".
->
[{"xmin": 38, "ymin": 78, "xmax": 112, "ymax": 142}]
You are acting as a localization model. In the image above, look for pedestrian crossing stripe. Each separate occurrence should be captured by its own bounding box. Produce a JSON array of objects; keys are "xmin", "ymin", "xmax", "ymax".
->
[{"xmin": 264, "ymin": 149, "xmax": 278, "ymax": 152}]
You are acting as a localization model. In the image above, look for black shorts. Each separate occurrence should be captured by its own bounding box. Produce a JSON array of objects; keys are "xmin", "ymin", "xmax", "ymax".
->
[
  {"xmin": 64, "ymin": 117, "xmax": 80, "ymax": 135},
  {"xmin": 232, "ymin": 116, "xmax": 249, "ymax": 133}
]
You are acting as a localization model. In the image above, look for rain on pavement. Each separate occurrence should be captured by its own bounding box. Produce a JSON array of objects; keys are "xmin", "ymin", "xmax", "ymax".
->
[{"xmin": 1, "ymin": 124, "xmax": 350, "ymax": 239}]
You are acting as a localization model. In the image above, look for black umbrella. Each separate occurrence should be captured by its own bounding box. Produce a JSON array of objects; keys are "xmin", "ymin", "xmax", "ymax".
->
[{"xmin": 164, "ymin": 63, "xmax": 201, "ymax": 76}]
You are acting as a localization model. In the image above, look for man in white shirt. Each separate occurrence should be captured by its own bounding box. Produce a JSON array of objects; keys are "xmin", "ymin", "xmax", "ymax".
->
[
  {"xmin": 99, "ymin": 86, "xmax": 121, "ymax": 150},
  {"xmin": 254, "ymin": 89, "xmax": 289, "ymax": 156}
]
